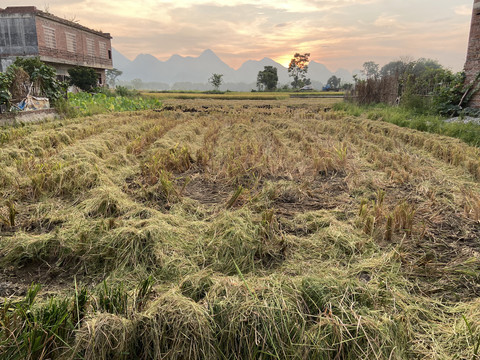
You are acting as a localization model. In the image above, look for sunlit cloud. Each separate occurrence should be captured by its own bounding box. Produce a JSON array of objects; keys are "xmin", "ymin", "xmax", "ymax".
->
[
  {"xmin": 16, "ymin": 0, "xmax": 474, "ymax": 71},
  {"xmin": 374, "ymin": 14, "xmax": 403, "ymax": 29},
  {"xmin": 455, "ymin": 5, "xmax": 472, "ymax": 16}
]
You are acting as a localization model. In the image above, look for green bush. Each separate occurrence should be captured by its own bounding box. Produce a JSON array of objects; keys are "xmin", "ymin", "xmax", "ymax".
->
[
  {"xmin": 115, "ymin": 86, "xmax": 139, "ymax": 97},
  {"xmin": 432, "ymin": 71, "xmax": 473, "ymax": 116},
  {"xmin": 0, "ymin": 58, "xmax": 63, "ymax": 107},
  {"xmin": 13, "ymin": 57, "xmax": 64, "ymax": 102},
  {"xmin": 65, "ymin": 92, "xmax": 161, "ymax": 117},
  {"xmin": 401, "ymin": 92, "xmax": 432, "ymax": 114},
  {"xmin": 0, "ymin": 68, "xmax": 14, "ymax": 106},
  {"xmin": 68, "ymin": 67, "xmax": 98, "ymax": 92},
  {"xmin": 54, "ymin": 97, "xmax": 79, "ymax": 118},
  {"xmin": 94, "ymin": 86, "xmax": 115, "ymax": 97}
]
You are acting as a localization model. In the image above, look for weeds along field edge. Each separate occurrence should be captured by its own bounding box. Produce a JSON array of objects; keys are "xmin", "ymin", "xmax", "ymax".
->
[
  {"xmin": 142, "ymin": 91, "xmax": 345, "ymax": 101},
  {"xmin": 1, "ymin": 98, "xmax": 480, "ymax": 359},
  {"xmin": 333, "ymin": 101, "xmax": 480, "ymax": 148}
]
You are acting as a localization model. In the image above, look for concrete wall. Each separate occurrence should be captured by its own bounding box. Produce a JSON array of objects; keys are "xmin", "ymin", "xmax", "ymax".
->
[
  {"xmin": 0, "ymin": 109, "xmax": 57, "ymax": 126},
  {"xmin": 0, "ymin": 11, "xmax": 39, "ymax": 70},
  {"xmin": 0, "ymin": 58, "xmax": 14, "ymax": 72},
  {"xmin": 465, "ymin": 0, "xmax": 480, "ymax": 107}
]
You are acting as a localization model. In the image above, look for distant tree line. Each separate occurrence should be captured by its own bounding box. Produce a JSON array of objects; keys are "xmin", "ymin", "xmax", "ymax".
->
[{"xmin": 348, "ymin": 57, "xmax": 478, "ymax": 116}]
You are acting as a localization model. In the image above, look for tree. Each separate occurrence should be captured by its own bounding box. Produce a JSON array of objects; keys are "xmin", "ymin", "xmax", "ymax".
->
[
  {"xmin": 288, "ymin": 53, "xmax": 310, "ymax": 89},
  {"xmin": 409, "ymin": 58, "xmax": 442, "ymax": 77},
  {"xmin": 131, "ymin": 78, "xmax": 143, "ymax": 90},
  {"xmin": 0, "ymin": 68, "xmax": 15, "ymax": 107},
  {"xmin": 13, "ymin": 57, "xmax": 63, "ymax": 101},
  {"xmin": 326, "ymin": 75, "xmax": 341, "ymax": 89},
  {"xmin": 68, "ymin": 66, "xmax": 98, "ymax": 92},
  {"xmin": 379, "ymin": 58, "xmax": 441, "ymax": 79},
  {"xmin": 106, "ymin": 68, "xmax": 123, "ymax": 88},
  {"xmin": 361, "ymin": 61, "xmax": 379, "ymax": 79},
  {"xmin": 380, "ymin": 60, "xmax": 406, "ymax": 78},
  {"xmin": 341, "ymin": 83, "xmax": 353, "ymax": 91},
  {"xmin": 13, "ymin": 57, "xmax": 46, "ymax": 77},
  {"xmin": 256, "ymin": 66, "xmax": 278, "ymax": 91},
  {"xmin": 208, "ymin": 73, "xmax": 223, "ymax": 91}
]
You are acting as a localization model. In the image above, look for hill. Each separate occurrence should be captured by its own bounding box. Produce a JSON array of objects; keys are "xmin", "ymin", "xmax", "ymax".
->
[{"xmin": 113, "ymin": 49, "xmax": 355, "ymax": 90}]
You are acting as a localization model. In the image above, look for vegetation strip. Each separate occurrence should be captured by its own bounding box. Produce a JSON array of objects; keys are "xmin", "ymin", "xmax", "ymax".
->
[{"xmin": 334, "ymin": 102, "xmax": 480, "ymax": 147}]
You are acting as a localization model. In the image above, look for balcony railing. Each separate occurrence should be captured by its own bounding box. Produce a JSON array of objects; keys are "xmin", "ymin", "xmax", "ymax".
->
[{"xmin": 38, "ymin": 46, "xmax": 113, "ymax": 68}]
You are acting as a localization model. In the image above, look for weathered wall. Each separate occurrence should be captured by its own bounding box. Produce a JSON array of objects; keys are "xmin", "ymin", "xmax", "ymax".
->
[
  {"xmin": 36, "ymin": 14, "xmax": 113, "ymax": 70},
  {"xmin": 0, "ymin": 6, "xmax": 112, "ymax": 74},
  {"xmin": 0, "ymin": 109, "xmax": 57, "ymax": 126},
  {"xmin": 0, "ymin": 58, "xmax": 14, "ymax": 72},
  {"xmin": 0, "ymin": 11, "xmax": 39, "ymax": 71},
  {"xmin": 0, "ymin": 6, "xmax": 112, "ymax": 88},
  {"xmin": 465, "ymin": 0, "xmax": 480, "ymax": 107}
]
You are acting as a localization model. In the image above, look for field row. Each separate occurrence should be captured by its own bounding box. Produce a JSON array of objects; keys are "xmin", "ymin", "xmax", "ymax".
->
[
  {"xmin": 142, "ymin": 91, "xmax": 344, "ymax": 100},
  {"xmin": 1, "ymin": 99, "xmax": 480, "ymax": 359}
]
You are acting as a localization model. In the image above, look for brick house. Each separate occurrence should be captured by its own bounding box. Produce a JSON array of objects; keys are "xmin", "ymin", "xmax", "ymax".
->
[
  {"xmin": 465, "ymin": 0, "xmax": 480, "ymax": 107},
  {"xmin": 0, "ymin": 6, "xmax": 113, "ymax": 85}
]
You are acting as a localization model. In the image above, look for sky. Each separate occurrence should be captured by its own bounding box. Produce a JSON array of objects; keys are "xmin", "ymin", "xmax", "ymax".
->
[{"xmin": 2, "ymin": 0, "xmax": 474, "ymax": 71}]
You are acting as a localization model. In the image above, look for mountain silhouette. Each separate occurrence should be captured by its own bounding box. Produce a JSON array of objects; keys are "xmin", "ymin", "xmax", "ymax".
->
[{"xmin": 113, "ymin": 48, "xmax": 354, "ymax": 90}]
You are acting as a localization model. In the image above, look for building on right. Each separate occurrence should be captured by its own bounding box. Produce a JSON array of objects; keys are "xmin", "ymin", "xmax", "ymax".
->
[{"xmin": 465, "ymin": 0, "xmax": 480, "ymax": 107}]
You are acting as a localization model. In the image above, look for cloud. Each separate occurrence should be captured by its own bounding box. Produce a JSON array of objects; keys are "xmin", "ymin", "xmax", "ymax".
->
[
  {"xmin": 455, "ymin": 5, "xmax": 472, "ymax": 16},
  {"xmin": 21, "ymin": 0, "xmax": 474, "ymax": 71},
  {"xmin": 373, "ymin": 14, "xmax": 402, "ymax": 29}
]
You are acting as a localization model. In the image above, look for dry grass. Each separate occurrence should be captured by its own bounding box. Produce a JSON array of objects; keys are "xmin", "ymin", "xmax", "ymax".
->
[
  {"xmin": 1, "ymin": 98, "xmax": 480, "ymax": 359},
  {"xmin": 142, "ymin": 91, "xmax": 344, "ymax": 101}
]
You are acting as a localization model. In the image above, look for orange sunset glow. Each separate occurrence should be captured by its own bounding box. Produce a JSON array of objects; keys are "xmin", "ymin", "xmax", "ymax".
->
[{"xmin": 2, "ymin": 0, "xmax": 474, "ymax": 71}]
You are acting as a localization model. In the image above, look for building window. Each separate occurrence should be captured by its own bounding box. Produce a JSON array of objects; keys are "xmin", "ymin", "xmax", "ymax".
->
[
  {"xmin": 86, "ymin": 38, "xmax": 95, "ymax": 57},
  {"xmin": 108, "ymin": 50, "xmax": 112, "ymax": 60},
  {"xmin": 66, "ymin": 33, "xmax": 77, "ymax": 53},
  {"xmin": 99, "ymin": 42, "xmax": 107, "ymax": 59},
  {"xmin": 43, "ymin": 26, "xmax": 56, "ymax": 49}
]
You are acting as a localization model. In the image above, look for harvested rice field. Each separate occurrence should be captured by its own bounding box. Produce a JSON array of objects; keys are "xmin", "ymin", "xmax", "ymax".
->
[
  {"xmin": 142, "ymin": 91, "xmax": 344, "ymax": 101},
  {"xmin": 1, "ymin": 98, "xmax": 480, "ymax": 359}
]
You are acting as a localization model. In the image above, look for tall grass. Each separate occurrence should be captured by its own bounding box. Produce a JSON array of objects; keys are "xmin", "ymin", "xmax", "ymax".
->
[
  {"xmin": 56, "ymin": 92, "xmax": 162, "ymax": 118},
  {"xmin": 334, "ymin": 102, "xmax": 480, "ymax": 146}
]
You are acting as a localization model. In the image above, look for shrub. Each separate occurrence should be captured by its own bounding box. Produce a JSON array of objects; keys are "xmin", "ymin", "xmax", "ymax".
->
[
  {"xmin": 68, "ymin": 67, "xmax": 98, "ymax": 92},
  {"xmin": 347, "ymin": 57, "xmax": 474, "ymax": 117},
  {"xmin": 0, "ymin": 58, "xmax": 63, "ymax": 107},
  {"xmin": 13, "ymin": 57, "xmax": 64, "ymax": 102},
  {"xmin": 115, "ymin": 86, "xmax": 139, "ymax": 97},
  {"xmin": 65, "ymin": 92, "xmax": 161, "ymax": 117},
  {"xmin": 0, "ymin": 68, "xmax": 15, "ymax": 106},
  {"xmin": 54, "ymin": 97, "xmax": 79, "ymax": 118}
]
